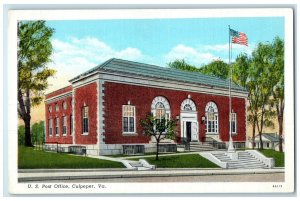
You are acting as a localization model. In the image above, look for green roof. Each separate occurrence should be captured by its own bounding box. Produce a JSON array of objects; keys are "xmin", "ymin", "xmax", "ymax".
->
[
  {"xmin": 255, "ymin": 133, "xmax": 280, "ymax": 142},
  {"xmin": 70, "ymin": 58, "xmax": 247, "ymax": 92}
]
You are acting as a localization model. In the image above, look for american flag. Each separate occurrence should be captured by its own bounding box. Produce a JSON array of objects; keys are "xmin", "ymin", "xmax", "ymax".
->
[{"xmin": 230, "ymin": 28, "xmax": 248, "ymax": 46}]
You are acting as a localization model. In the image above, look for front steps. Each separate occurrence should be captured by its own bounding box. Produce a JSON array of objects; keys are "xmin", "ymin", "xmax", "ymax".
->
[
  {"xmin": 177, "ymin": 142, "xmax": 217, "ymax": 152},
  {"xmin": 211, "ymin": 151, "xmax": 269, "ymax": 169},
  {"xmin": 122, "ymin": 159, "xmax": 156, "ymax": 171},
  {"xmin": 190, "ymin": 142, "xmax": 216, "ymax": 152}
]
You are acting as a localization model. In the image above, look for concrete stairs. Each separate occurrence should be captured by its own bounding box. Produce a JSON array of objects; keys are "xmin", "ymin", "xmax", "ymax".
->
[
  {"xmin": 188, "ymin": 142, "xmax": 216, "ymax": 152},
  {"xmin": 122, "ymin": 159, "xmax": 156, "ymax": 171},
  {"xmin": 212, "ymin": 151, "xmax": 269, "ymax": 169}
]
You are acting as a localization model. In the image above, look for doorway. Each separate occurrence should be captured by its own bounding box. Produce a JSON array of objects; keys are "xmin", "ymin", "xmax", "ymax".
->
[{"xmin": 186, "ymin": 122, "xmax": 191, "ymax": 142}]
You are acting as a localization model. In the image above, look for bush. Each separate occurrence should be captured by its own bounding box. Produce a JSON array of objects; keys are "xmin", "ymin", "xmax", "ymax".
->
[
  {"xmin": 18, "ymin": 121, "xmax": 45, "ymax": 146},
  {"xmin": 18, "ymin": 125, "xmax": 25, "ymax": 145}
]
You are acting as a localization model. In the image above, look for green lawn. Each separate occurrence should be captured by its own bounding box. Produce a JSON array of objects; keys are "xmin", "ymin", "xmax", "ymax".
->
[
  {"xmin": 134, "ymin": 154, "xmax": 219, "ymax": 168},
  {"xmin": 18, "ymin": 146, "xmax": 124, "ymax": 169},
  {"xmin": 259, "ymin": 149, "xmax": 285, "ymax": 167}
]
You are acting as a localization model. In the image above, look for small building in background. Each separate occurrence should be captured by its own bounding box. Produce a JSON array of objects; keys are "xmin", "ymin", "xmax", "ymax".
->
[{"xmin": 248, "ymin": 133, "xmax": 283, "ymax": 152}]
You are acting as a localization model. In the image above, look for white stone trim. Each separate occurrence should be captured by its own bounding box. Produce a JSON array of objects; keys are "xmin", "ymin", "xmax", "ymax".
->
[
  {"xmin": 96, "ymin": 80, "xmax": 100, "ymax": 150},
  {"xmin": 45, "ymin": 91, "xmax": 72, "ymax": 103},
  {"xmin": 180, "ymin": 98, "xmax": 197, "ymax": 111},
  {"xmin": 99, "ymin": 80, "xmax": 106, "ymax": 152},
  {"xmin": 71, "ymin": 70, "xmax": 248, "ymax": 98},
  {"xmin": 72, "ymin": 88, "xmax": 75, "ymax": 145},
  {"xmin": 71, "ymin": 73, "xmax": 100, "ymax": 89},
  {"xmin": 151, "ymin": 96, "xmax": 170, "ymax": 110},
  {"xmin": 180, "ymin": 112, "xmax": 199, "ymax": 142}
]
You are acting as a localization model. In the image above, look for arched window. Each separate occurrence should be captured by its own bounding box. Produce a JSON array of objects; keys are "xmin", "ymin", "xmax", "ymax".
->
[
  {"xmin": 151, "ymin": 96, "xmax": 171, "ymax": 123},
  {"xmin": 55, "ymin": 103, "xmax": 59, "ymax": 112},
  {"xmin": 181, "ymin": 99, "xmax": 197, "ymax": 111},
  {"xmin": 62, "ymin": 101, "xmax": 67, "ymax": 110},
  {"xmin": 205, "ymin": 102, "xmax": 218, "ymax": 134}
]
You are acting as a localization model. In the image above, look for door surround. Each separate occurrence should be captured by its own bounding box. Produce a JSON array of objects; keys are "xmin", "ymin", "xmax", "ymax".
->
[{"xmin": 180, "ymin": 111, "xmax": 198, "ymax": 142}]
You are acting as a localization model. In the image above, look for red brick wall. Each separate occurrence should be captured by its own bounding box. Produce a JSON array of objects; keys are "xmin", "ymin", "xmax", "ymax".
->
[
  {"xmin": 45, "ymin": 95, "xmax": 73, "ymax": 144},
  {"xmin": 104, "ymin": 82, "xmax": 246, "ymax": 144},
  {"xmin": 74, "ymin": 82, "xmax": 98, "ymax": 145}
]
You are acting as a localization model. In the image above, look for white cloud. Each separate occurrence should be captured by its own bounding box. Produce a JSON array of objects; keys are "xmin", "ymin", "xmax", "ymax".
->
[
  {"xmin": 165, "ymin": 44, "xmax": 219, "ymax": 66},
  {"xmin": 47, "ymin": 37, "xmax": 145, "ymax": 92},
  {"xmin": 47, "ymin": 37, "xmax": 256, "ymax": 93},
  {"xmin": 203, "ymin": 43, "xmax": 255, "ymax": 57},
  {"xmin": 165, "ymin": 43, "xmax": 255, "ymax": 66}
]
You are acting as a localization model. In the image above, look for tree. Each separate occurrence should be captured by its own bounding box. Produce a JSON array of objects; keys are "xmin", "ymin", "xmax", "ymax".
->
[
  {"xmin": 31, "ymin": 121, "xmax": 45, "ymax": 145},
  {"xmin": 18, "ymin": 125, "xmax": 25, "ymax": 145},
  {"xmin": 168, "ymin": 59, "xmax": 229, "ymax": 80},
  {"xmin": 232, "ymin": 53, "xmax": 251, "ymax": 88},
  {"xmin": 199, "ymin": 60, "xmax": 229, "ymax": 79},
  {"xmin": 140, "ymin": 113, "xmax": 177, "ymax": 160},
  {"xmin": 167, "ymin": 59, "xmax": 200, "ymax": 72},
  {"xmin": 18, "ymin": 21, "xmax": 55, "ymax": 147},
  {"xmin": 269, "ymin": 37, "xmax": 284, "ymax": 152},
  {"xmin": 250, "ymin": 42, "xmax": 276, "ymax": 149},
  {"xmin": 232, "ymin": 53, "xmax": 258, "ymax": 149}
]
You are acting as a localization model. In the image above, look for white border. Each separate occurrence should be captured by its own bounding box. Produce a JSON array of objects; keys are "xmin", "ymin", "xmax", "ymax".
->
[{"xmin": 7, "ymin": 8, "xmax": 294, "ymax": 194}]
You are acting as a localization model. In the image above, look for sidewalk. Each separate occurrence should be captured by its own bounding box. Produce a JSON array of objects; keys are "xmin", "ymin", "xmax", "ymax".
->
[{"xmin": 18, "ymin": 168, "xmax": 284, "ymax": 182}]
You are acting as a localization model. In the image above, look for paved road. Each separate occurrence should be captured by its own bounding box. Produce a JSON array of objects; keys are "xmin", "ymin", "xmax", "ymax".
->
[{"xmin": 34, "ymin": 173, "xmax": 284, "ymax": 183}]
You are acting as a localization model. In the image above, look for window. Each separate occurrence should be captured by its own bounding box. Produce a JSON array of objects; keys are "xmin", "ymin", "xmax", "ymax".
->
[
  {"xmin": 49, "ymin": 106, "xmax": 52, "ymax": 113},
  {"xmin": 62, "ymin": 101, "xmax": 67, "ymax": 110},
  {"xmin": 55, "ymin": 118, "xmax": 59, "ymax": 136},
  {"xmin": 205, "ymin": 102, "xmax": 218, "ymax": 134},
  {"xmin": 122, "ymin": 105, "xmax": 136, "ymax": 133},
  {"xmin": 151, "ymin": 96, "xmax": 171, "ymax": 132},
  {"xmin": 181, "ymin": 99, "xmax": 197, "ymax": 111},
  {"xmin": 48, "ymin": 119, "xmax": 53, "ymax": 136},
  {"xmin": 82, "ymin": 106, "xmax": 89, "ymax": 134},
  {"xmin": 231, "ymin": 113, "xmax": 237, "ymax": 134},
  {"xmin": 62, "ymin": 116, "xmax": 67, "ymax": 135},
  {"xmin": 55, "ymin": 103, "xmax": 59, "ymax": 112},
  {"xmin": 70, "ymin": 115, "xmax": 73, "ymax": 135}
]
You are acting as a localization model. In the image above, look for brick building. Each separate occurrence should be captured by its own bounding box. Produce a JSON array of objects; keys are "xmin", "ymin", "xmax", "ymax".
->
[{"xmin": 44, "ymin": 58, "xmax": 248, "ymax": 155}]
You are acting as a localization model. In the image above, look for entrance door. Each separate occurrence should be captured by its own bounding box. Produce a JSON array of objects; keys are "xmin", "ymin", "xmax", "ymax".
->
[{"xmin": 186, "ymin": 122, "xmax": 192, "ymax": 142}]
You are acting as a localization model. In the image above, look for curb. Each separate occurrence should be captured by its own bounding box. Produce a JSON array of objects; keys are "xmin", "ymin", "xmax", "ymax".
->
[{"xmin": 18, "ymin": 169, "xmax": 285, "ymax": 182}]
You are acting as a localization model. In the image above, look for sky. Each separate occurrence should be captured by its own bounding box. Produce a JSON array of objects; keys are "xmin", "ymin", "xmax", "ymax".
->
[{"xmin": 45, "ymin": 17, "xmax": 284, "ymax": 92}]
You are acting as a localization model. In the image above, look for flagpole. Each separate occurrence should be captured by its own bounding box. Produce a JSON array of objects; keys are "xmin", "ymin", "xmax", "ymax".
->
[{"xmin": 227, "ymin": 25, "xmax": 235, "ymax": 153}]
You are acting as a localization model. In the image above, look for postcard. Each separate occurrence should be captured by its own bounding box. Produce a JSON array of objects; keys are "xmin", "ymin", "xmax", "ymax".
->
[{"xmin": 6, "ymin": 8, "xmax": 294, "ymax": 194}]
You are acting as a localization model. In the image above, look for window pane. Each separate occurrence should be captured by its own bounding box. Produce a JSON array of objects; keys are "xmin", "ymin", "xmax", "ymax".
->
[
  {"xmin": 123, "ymin": 117, "xmax": 128, "ymax": 132},
  {"xmin": 208, "ymin": 122, "xmax": 211, "ymax": 132},
  {"xmin": 85, "ymin": 118, "xmax": 89, "ymax": 132},
  {"xmin": 129, "ymin": 117, "xmax": 134, "ymax": 132}
]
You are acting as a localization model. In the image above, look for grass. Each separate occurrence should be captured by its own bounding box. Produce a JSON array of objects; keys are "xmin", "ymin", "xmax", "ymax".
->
[
  {"xmin": 18, "ymin": 146, "xmax": 124, "ymax": 169},
  {"xmin": 134, "ymin": 154, "xmax": 219, "ymax": 168},
  {"xmin": 106, "ymin": 152, "xmax": 181, "ymax": 158},
  {"xmin": 259, "ymin": 149, "xmax": 285, "ymax": 167}
]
